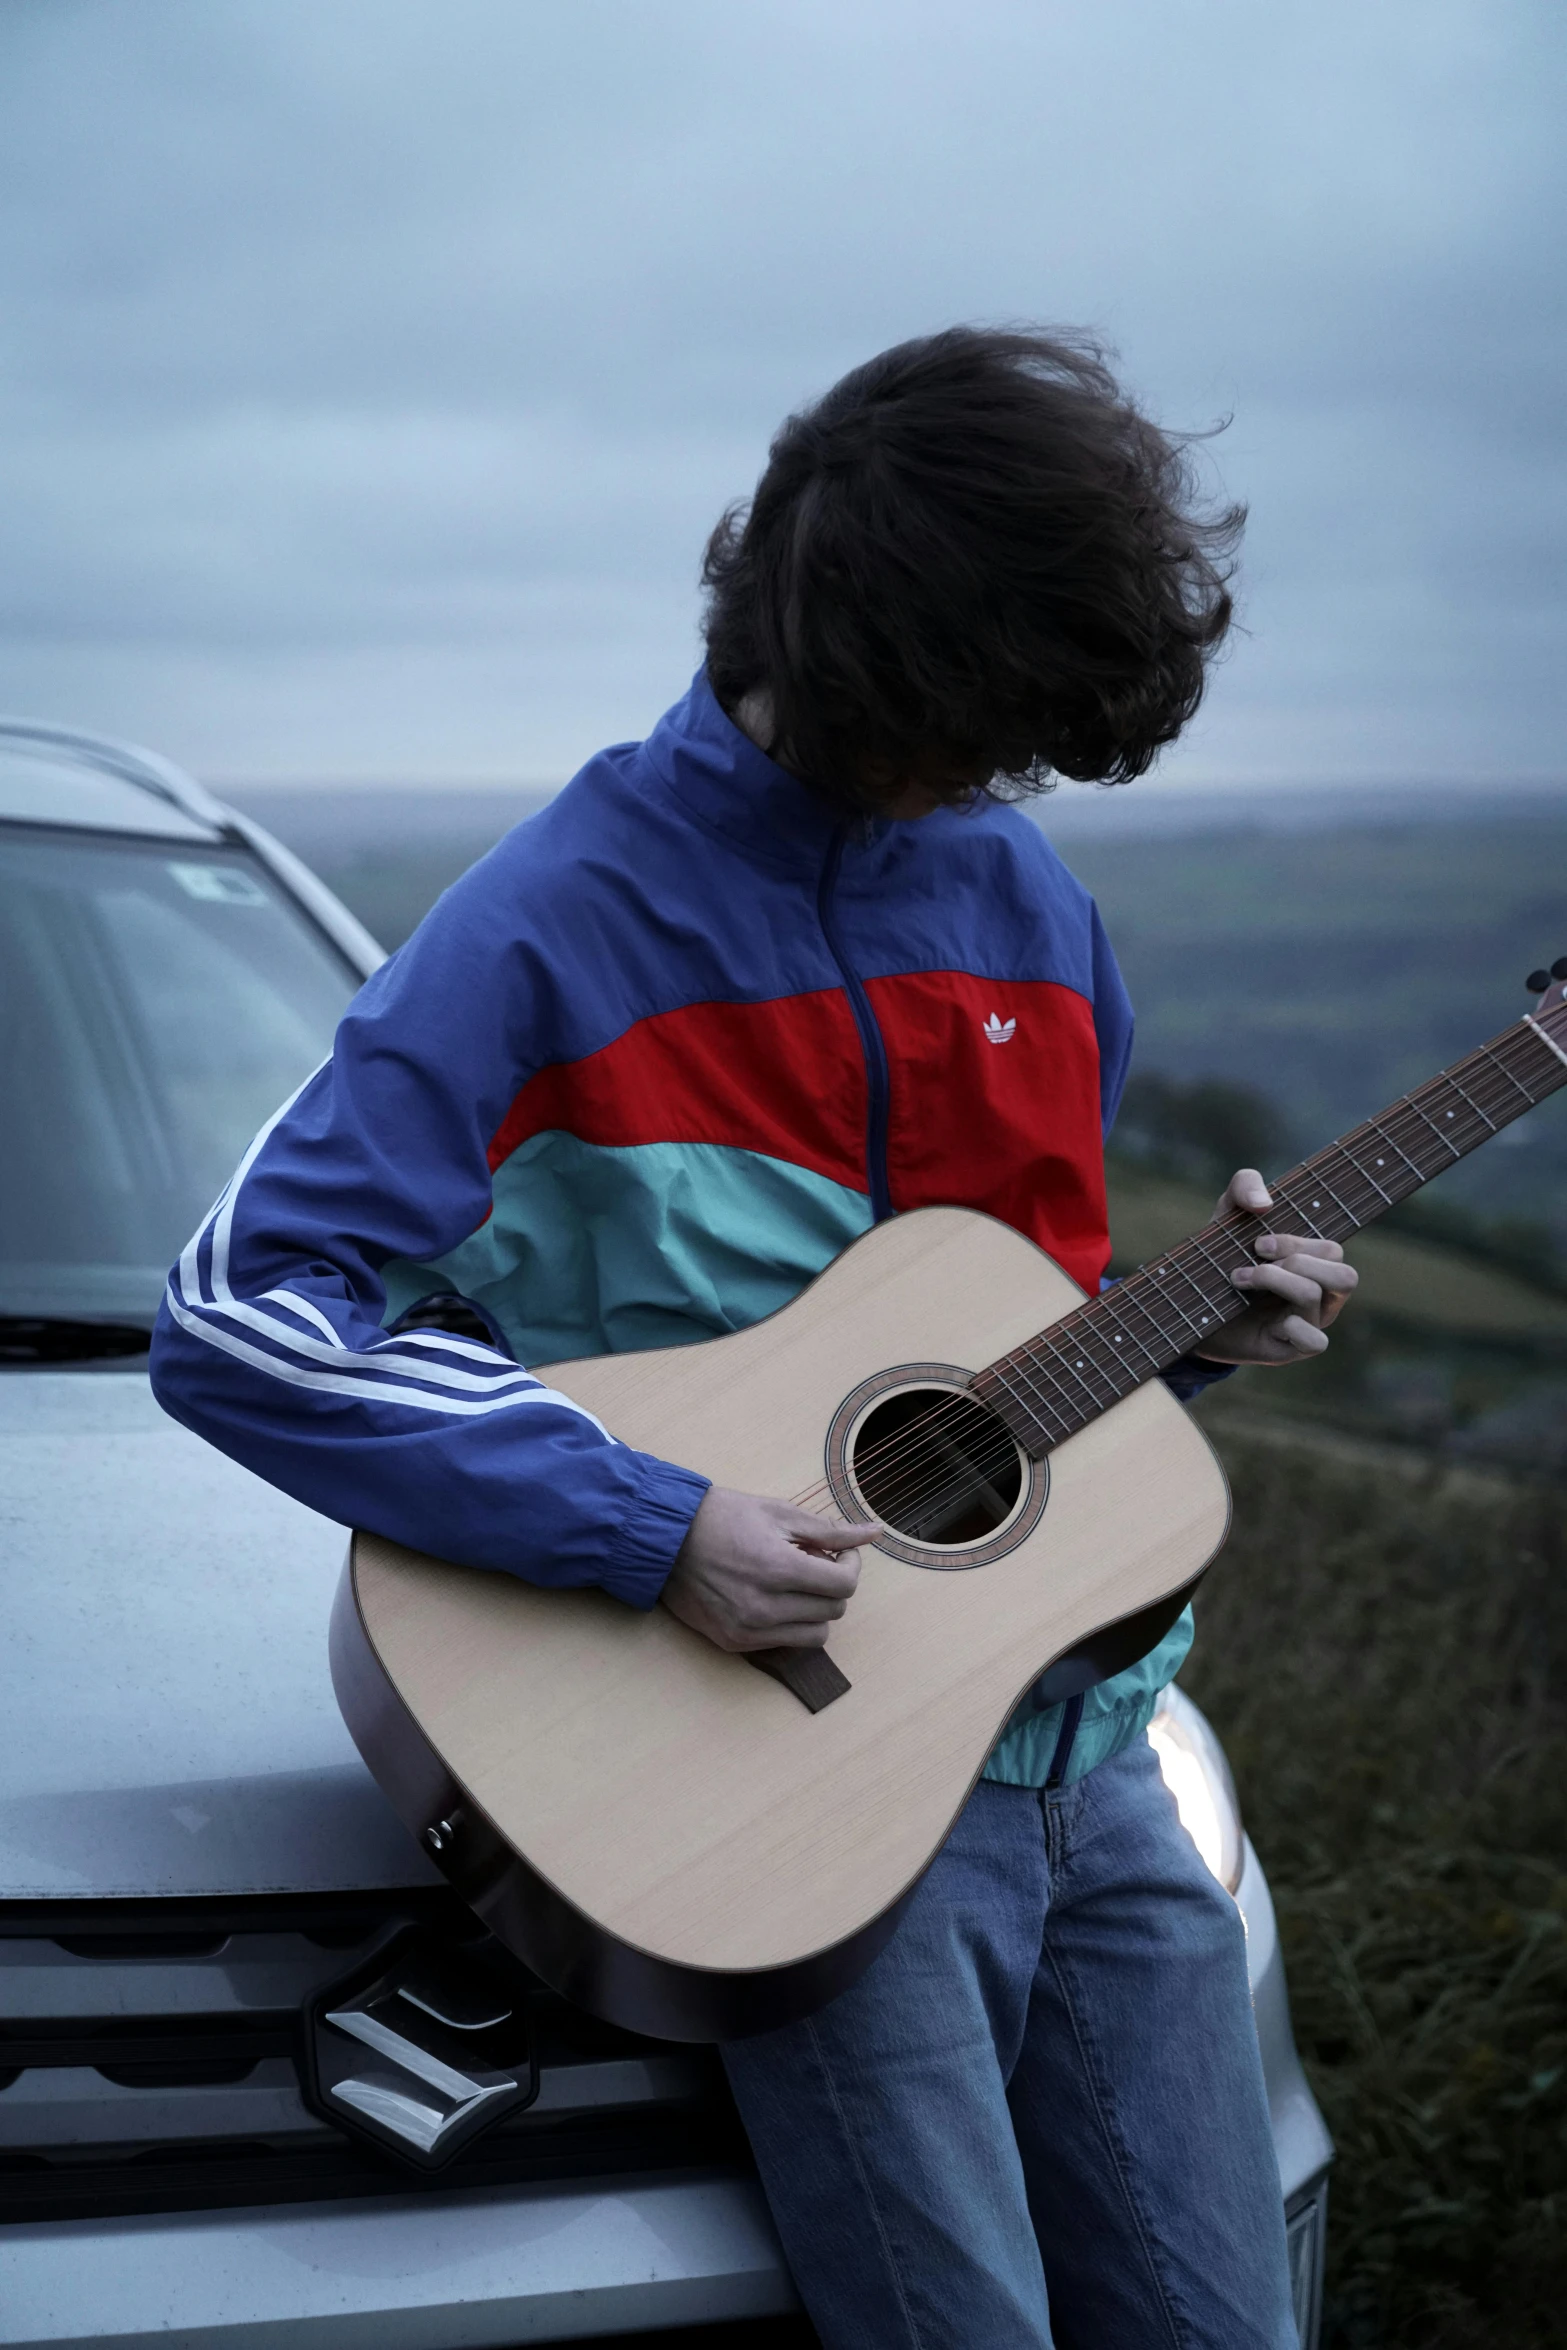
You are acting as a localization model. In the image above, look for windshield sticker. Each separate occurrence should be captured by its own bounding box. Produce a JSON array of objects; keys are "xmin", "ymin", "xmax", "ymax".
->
[{"xmin": 167, "ymin": 862, "xmax": 270, "ymax": 906}]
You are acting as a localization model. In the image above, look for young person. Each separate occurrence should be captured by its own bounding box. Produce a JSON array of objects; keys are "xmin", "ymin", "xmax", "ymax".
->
[{"xmin": 151, "ymin": 328, "xmax": 1356, "ymax": 2348}]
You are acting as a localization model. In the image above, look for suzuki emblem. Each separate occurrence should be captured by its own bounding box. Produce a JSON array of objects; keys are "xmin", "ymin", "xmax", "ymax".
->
[{"xmin": 303, "ymin": 1928, "xmax": 538, "ymax": 2170}]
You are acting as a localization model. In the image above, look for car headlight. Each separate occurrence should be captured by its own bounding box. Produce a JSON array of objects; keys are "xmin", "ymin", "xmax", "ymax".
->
[{"xmin": 1147, "ymin": 1683, "xmax": 1244, "ymax": 1894}]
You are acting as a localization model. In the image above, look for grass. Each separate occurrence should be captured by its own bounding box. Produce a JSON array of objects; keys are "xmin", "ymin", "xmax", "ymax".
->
[{"xmin": 1182, "ymin": 1415, "xmax": 1567, "ymax": 2347}]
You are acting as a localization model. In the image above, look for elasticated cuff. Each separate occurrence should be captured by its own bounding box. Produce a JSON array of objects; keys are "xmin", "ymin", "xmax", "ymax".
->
[
  {"xmin": 600, "ymin": 1450, "xmax": 712, "ymax": 1609},
  {"xmin": 1160, "ymin": 1355, "xmax": 1238, "ymax": 1405}
]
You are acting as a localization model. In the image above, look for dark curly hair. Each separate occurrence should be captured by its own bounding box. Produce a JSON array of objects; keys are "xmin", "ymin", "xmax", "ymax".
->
[{"xmin": 701, "ymin": 327, "xmax": 1243, "ymax": 811}]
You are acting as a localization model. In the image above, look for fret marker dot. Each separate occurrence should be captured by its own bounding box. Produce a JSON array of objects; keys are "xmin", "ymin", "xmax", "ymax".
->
[
  {"xmin": 1446, "ymin": 1111, "xmax": 1454, "ymax": 1118},
  {"xmin": 1075, "ymin": 1360, "xmax": 1084, "ymax": 1369},
  {"xmin": 1376, "ymin": 1158, "xmax": 1384, "ymax": 1166}
]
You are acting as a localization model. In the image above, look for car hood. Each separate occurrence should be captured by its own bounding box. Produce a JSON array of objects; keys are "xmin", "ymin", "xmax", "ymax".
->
[{"xmin": 0, "ymin": 1370, "xmax": 438, "ymax": 1900}]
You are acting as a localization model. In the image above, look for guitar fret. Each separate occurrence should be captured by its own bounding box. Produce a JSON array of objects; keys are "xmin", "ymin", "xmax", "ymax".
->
[
  {"xmin": 992, "ymin": 1359, "xmax": 1073, "ymax": 1445},
  {"xmin": 1491, "ymin": 1034, "xmax": 1552, "ymax": 1106},
  {"xmin": 1400, "ymin": 1091, "xmax": 1464, "ymax": 1160},
  {"xmin": 1115, "ymin": 1298, "xmax": 1173, "ymax": 1370},
  {"xmin": 1007, "ymin": 1333, "xmax": 1095, "ymax": 1433},
  {"xmin": 1006, "ymin": 1351, "xmax": 1087, "ymax": 1436},
  {"xmin": 1151, "ymin": 1278, "xmax": 1221, "ymax": 1372},
  {"xmin": 1183, "ymin": 1229, "xmax": 1250, "ymax": 1291},
  {"xmin": 1298, "ymin": 1169, "xmax": 1361, "ymax": 1230},
  {"xmin": 1064, "ymin": 1328, "xmax": 1136, "ymax": 1402},
  {"xmin": 1327, "ymin": 1136, "xmax": 1398, "ymax": 1212},
  {"xmin": 1477, "ymin": 1043, "xmax": 1539, "ymax": 1107},
  {"xmin": 1024, "ymin": 1325, "xmax": 1099, "ymax": 1391},
  {"xmin": 1267, "ymin": 1188, "xmax": 1330, "ymax": 1241},
  {"xmin": 1413, "ymin": 1088, "xmax": 1480, "ymax": 1149},
  {"xmin": 1099, "ymin": 1297, "xmax": 1165, "ymax": 1372},
  {"xmin": 1046, "ymin": 1321, "xmax": 1133, "ymax": 1403},
  {"xmin": 983, "ymin": 1348, "xmax": 1069, "ymax": 1440},
  {"xmin": 1359, "ymin": 1117, "xmax": 1422, "ymax": 1188},
  {"xmin": 1083, "ymin": 1315, "xmax": 1132, "ymax": 1370},
  {"xmin": 1329, "ymin": 1147, "xmax": 1389, "ymax": 1210},
  {"xmin": 1373, "ymin": 1099, "xmax": 1442, "ymax": 1166},
  {"xmin": 1340, "ymin": 1137, "xmax": 1395, "ymax": 1204},
  {"xmin": 1463, "ymin": 1068, "xmax": 1522, "ymax": 1124},
  {"xmin": 1442, "ymin": 1074, "xmax": 1496, "ymax": 1133},
  {"xmin": 1165, "ymin": 1252, "xmax": 1234, "ymax": 1346},
  {"xmin": 1099, "ymin": 1287, "xmax": 1184, "ymax": 1372},
  {"xmin": 1141, "ymin": 1263, "xmax": 1206, "ymax": 1338},
  {"xmin": 1010, "ymin": 1346, "xmax": 1083, "ymax": 1434},
  {"xmin": 1156, "ymin": 1249, "xmax": 1229, "ymax": 1331},
  {"xmin": 1127, "ymin": 1272, "xmax": 1204, "ymax": 1353}
]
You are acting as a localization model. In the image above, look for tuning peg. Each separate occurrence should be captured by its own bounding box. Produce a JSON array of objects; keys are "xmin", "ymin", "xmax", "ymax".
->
[
  {"xmin": 1527, "ymin": 969, "xmax": 1551, "ymax": 992},
  {"xmin": 1553, "ymin": 958, "xmax": 1567, "ymax": 981}
]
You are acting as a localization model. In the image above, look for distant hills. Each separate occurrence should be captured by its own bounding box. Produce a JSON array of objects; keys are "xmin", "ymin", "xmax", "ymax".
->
[{"xmin": 1038, "ymin": 792, "xmax": 1567, "ymax": 1248}]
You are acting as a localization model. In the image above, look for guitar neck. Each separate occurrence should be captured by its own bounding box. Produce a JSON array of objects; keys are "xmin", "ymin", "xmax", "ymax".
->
[{"xmin": 974, "ymin": 1006, "xmax": 1567, "ymax": 1455}]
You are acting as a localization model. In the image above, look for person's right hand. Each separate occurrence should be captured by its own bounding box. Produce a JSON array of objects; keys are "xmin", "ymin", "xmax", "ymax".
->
[{"xmin": 660, "ymin": 1486, "xmax": 880, "ymax": 1653}]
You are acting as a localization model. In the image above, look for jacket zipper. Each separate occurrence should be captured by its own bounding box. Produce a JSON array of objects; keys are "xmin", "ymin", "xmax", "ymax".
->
[
  {"xmin": 817, "ymin": 826, "xmax": 893, "ymax": 1222},
  {"xmin": 1045, "ymin": 1693, "xmax": 1085, "ymax": 1791}
]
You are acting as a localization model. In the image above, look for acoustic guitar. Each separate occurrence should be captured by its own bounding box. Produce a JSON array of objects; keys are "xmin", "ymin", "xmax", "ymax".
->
[{"xmin": 331, "ymin": 968, "xmax": 1567, "ymax": 2040}]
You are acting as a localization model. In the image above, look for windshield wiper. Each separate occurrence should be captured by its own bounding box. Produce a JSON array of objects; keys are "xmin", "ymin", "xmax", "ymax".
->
[{"xmin": 0, "ymin": 1317, "xmax": 153, "ymax": 1364}]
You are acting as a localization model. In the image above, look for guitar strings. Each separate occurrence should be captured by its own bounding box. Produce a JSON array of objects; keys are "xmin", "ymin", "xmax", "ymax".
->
[
  {"xmin": 783, "ymin": 1188, "xmax": 1275, "ymax": 1523},
  {"xmin": 851, "ymin": 1046, "xmax": 1549, "ymax": 1531},
  {"xmin": 803, "ymin": 1416, "xmax": 1031, "ymax": 1541},
  {"xmin": 780, "ymin": 1043, "xmax": 1543, "ymax": 1540},
  {"xmin": 784, "ymin": 1191, "xmax": 1264, "ymax": 1523},
  {"xmin": 795, "ymin": 1043, "xmax": 1539, "ymax": 1539},
  {"xmin": 822, "ymin": 1052, "xmax": 1531, "ymax": 1541}
]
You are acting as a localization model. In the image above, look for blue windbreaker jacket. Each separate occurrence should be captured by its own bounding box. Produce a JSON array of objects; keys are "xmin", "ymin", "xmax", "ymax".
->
[{"xmin": 150, "ymin": 673, "xmax": 1220, "ymax": 1786}]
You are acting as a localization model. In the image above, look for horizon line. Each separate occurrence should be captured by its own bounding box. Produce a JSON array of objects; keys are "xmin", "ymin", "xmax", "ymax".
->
[{"xmin": 213, "ymin": 770, "xmax": 1567, "ymax": 797}]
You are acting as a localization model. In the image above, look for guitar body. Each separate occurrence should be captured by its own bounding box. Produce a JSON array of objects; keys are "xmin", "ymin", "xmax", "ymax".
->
[{"xmin": 333, "ymin": 1207, "xmax": 1231, "ymax": 2040}]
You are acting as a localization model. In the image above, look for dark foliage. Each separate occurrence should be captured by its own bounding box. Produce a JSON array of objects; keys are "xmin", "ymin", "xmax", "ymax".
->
[
  {"xmin": 1184, "ymin": 1425, "xmax": 1567, "ymax": 2348},
  {"xmin": 1109, "ymin": 1070, "xmax": 1293, "ymax": 1191}
]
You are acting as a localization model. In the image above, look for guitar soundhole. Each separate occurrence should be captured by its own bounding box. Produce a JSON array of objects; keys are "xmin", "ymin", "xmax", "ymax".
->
[{"xmin": 848, "ymin": 1385, "xmax": 1026, "ymax": 1549}]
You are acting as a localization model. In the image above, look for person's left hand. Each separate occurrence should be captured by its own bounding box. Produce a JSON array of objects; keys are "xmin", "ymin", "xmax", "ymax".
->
[{"xmin": 1190, "ymin": 1168, "xmax": 1360, "ymax": 1367}]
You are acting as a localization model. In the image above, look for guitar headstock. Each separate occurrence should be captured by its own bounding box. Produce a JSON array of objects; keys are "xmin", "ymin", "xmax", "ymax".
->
[{"xmin": 1525, "ymin": 957, "xmax": 1567, "ymax": 1047}]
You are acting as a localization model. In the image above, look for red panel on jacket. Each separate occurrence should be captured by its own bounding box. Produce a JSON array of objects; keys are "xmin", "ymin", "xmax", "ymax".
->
[
  {"xmin": 488, "ymin": 989, "xmax": 870, "ymax": 1192},
  {"xmin": 866, "ymin": 971, "xmax": 1111, "ymax": 1294}
]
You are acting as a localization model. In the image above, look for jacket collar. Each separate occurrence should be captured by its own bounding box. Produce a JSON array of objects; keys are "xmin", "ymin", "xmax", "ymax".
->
[{"xmin": 642, "ymin": 669, "xmax": 885, "ymax": 870}]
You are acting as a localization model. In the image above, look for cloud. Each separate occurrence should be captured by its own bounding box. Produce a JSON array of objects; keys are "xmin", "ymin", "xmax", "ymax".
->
[{"xmin": 0, "ymin": 0, "xmax": 1562, "ymax": 780}]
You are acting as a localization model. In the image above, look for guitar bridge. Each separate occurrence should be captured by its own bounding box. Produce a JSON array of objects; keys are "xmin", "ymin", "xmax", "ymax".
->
[{"xmin": 746, "ymin": 1646, "xmax": 852, "ymax": 1712}]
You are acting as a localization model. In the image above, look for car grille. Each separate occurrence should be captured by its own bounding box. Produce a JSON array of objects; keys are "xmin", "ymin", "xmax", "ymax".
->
[{"xmin": 0, "ymin": 1890, "xmax": 748, "ymax": 2225}]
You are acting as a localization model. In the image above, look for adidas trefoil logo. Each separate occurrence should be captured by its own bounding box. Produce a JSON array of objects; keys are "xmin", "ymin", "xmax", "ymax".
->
[{"xmin": 983, "ymin": 1011, "xmax": 1017, "ymax": 1045}]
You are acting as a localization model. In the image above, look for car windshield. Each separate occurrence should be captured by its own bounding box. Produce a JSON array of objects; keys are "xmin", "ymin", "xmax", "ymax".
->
[{"xmin": 2, "ymin": 828, "xmax": 360, "ymax": 1333}]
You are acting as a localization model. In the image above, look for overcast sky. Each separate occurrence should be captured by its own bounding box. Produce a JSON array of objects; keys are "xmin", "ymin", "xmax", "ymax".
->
[{"xmin": 1, "ymin": 1, "xmax": 1562, "ymax": 789}]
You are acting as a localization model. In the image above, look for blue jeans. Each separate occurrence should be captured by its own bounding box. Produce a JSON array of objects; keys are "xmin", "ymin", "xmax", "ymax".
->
[{"xmin": 722, "ymin": 1736, "xmax": 1296, "ymax": 2349}]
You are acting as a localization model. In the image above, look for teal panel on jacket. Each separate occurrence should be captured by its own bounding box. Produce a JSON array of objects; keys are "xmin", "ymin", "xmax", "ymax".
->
[
  {"xmin": 982, "ymin": 1607, "xmax": 1196, "ymax": 1789},
  {"xmin": 384, "ymin": 1128, "xmax": 1193, "ymax": 1793},
  {"xmin": 382, "ymin": 1132, "xmax": 875, "ymax": 1368}
]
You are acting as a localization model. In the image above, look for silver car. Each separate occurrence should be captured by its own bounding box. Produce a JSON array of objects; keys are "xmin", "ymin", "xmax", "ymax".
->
[{"xmin": 0, "ymin": 722, "xmax": 1333, "ymax": 2348}]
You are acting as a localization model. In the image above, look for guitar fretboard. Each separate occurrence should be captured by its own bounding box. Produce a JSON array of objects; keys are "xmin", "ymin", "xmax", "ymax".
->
[{"xmin": 971, "ymin": 1010, "xmax": 1567, "ymax": 1455}]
